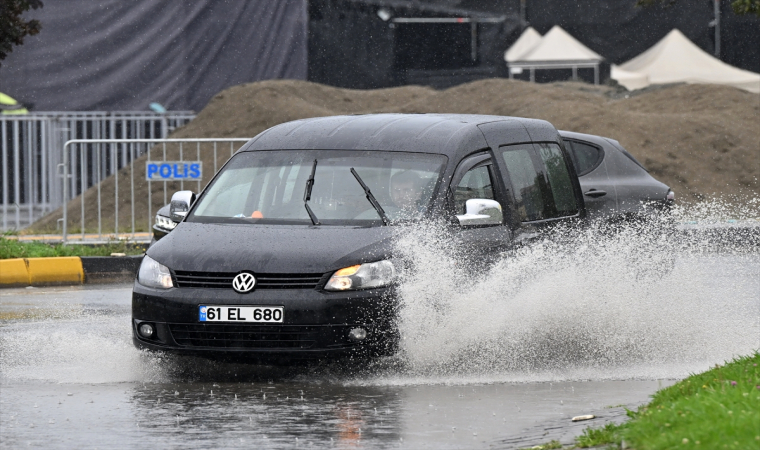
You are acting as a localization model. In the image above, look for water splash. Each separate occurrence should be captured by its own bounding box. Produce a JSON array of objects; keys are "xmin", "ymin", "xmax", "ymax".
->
[
  {"xmin": 0, "ymin": 198, "xmax": 758, "ymax": 385},
  {"xmin": 0, "ymin": 314, "xmax": 166, "ymax": 383},
  {"xmin": 388, "ymin": 200, "xmax": 759, "ymax": 382}
]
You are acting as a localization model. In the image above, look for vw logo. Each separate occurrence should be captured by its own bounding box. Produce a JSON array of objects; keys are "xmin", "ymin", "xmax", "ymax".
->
[{"xmin": 232, "ymin": 272, "xmax": 256, "ymax": 293}]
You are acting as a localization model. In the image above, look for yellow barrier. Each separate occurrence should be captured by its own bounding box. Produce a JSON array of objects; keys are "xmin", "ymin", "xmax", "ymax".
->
[
  {"xmin": 26, "ymin": 257, "xmax": 84, "ymax": 285},
  {"xmin": 0, "ymin": 259, "xmax": 30, "ymax": 287},
  {"xmin": 0, "ymin": 257, "xmax": 84, "ymax": 287}
]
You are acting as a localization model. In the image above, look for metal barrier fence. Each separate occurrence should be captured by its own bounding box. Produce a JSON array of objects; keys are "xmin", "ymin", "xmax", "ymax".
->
[
  {"xmin": 1, "ymin": 111, "xmax": 195, "ymax": 231},
  {"xmin": 61, "ymin": 138, "xmax": 251, "ymax": 243}
]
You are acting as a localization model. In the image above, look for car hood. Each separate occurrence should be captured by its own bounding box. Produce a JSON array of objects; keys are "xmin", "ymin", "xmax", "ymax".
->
[{"xmin": 147, "ymin": 222, "xmax": 397, "ymax": 274}]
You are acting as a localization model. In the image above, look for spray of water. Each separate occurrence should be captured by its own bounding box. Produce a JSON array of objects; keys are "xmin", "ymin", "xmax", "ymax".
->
[
  {"xmin": 0, "ymin": 307, "xmax": 296, "ymax": 383},
  {"xmin": 0, "ymin": 314, "xmax": 166, "ymax": 383},
  {"xmin": 0, "ymin": 199, "xmax": 757, "ymax": 385},
  {"xmin": 386, "ymin": 200, "xmax": 759, "ymax": 382}
]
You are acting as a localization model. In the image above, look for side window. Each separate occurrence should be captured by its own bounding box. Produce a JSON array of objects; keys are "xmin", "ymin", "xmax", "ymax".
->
[
  {"xmin": 195, "ymin": 168, "xmax": 253, "ymax": 217},
  {"xmin": 565, "ymin": 140, "xmax": 602, "ymax": 176},
  {"xmin": 500, "ymin": 146, "xmax": 546, "ymax": 222},
  {"xmin": 536, "ymin": 143, "xmax": 578, "ymax": 217},
  {"xmin": 454, "ymin": 164, "xmax": 495, "ymax": 214},
  {"xmin": 496, "ymin": 143, "xmax": 578, "ymax": 222}
]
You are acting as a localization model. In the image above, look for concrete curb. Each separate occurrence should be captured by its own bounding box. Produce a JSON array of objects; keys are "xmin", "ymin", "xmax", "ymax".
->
[
  {"xmin": 80, "ymin": 255, "xmax": 143, "ymax": 284},
  {"xmin": 0, "ymin": 255, "xmax": 142, "ymax": 287}
]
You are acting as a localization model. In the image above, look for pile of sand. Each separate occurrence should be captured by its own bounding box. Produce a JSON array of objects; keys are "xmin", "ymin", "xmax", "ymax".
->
[{"xmin": 29, "ymin": 79, "xmax": 759, "ymax": 234}]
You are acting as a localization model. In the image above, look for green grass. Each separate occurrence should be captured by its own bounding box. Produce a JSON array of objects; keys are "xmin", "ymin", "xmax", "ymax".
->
[
  {"xmin": 576, "ymin": 422, "xmax": 624, "ymax": 448},
  {"xmin": 521, "ymin": 440, "xmax": 563, "ymax": 449},
  {"xmin": 576, "ymin": 352, "xmax": 760, "ymax": 449},
  {"xmin": 0, "ymin": 237, "xmax": 146, "ymax": 259}
]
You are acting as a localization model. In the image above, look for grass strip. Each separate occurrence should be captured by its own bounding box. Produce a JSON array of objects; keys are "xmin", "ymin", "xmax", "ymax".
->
[
  {"xmin": 520, "ymin": 440, "xmax": 563, "ymax": 449},
  {"xmin": 0, "ymin": 237, "xmax": 146, "ymax": 259},
  {"xmin": 576, "ymin": 352, "xmax": 760, "ymax": 449}
]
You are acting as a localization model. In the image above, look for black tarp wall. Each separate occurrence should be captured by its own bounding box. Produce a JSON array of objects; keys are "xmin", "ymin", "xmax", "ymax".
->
[
  {"xmin": 2, "ymin": 0, "xmax": 756, "ymax": 112},
  {"xmin": 310, "ymin": 0, "xmax": 759, "ymax": 89},
  {"xmin": 718, "ymin": 3, "xmax": 760, "ymax": 74},
  {"xmin": 525, "ymin": 0, "xmax": 760, "ymax": 73},
  {"xmin": 308, "ymin": 0, "xmax": 397, "ymax": 89},
  {"xmin": 308, "ymin": 0, "xmax": 521, "ymax": 89},
  {"xmin": 0, "ymin": 0, "xmax": 308, "ymax": 112}
]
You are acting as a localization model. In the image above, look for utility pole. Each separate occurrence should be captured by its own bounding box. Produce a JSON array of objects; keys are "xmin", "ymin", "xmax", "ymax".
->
[
  {"xmin": 713, "ymin": 0, "xmax": 721, "ymax": 57},
  {"xmin": 520, "ymin": 0, "xmax": 527, "ymax": 29}
]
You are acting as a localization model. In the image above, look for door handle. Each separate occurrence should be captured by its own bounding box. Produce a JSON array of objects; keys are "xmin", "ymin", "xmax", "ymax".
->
[{"xmin": 584, "ymin": 189, "xmax": 607, "ymax": 198}]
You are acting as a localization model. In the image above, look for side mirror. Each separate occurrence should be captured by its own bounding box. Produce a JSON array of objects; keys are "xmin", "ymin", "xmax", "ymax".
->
[
  {"xmin": 455, "ymin": 199, "xmax": 503, "ymax": 226},
  {"xmin": 170, "ymin": 191, "xmax": 196, "ymax": 222}
]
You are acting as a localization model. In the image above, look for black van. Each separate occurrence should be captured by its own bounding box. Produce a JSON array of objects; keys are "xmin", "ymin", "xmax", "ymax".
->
[{"xmin": 132, "ymin": 114, "xmax": 585, "ymax": 360}]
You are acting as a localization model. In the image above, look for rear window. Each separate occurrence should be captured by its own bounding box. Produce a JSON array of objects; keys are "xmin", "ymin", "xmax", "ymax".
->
[
  {"xmin": 564, "ymin": 139, "xmax": 603, "ymax": 176},
  {"xmin": 607, "ymin": 139, "xmax": 649, "ymax": 172}
]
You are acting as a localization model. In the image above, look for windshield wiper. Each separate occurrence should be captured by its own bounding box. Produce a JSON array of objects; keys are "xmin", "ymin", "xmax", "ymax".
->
[
  {"xmin": 303, "ymin": 159, "xmax": 320, "ymax": 225},
  {"xmin": 350, "ymin": 167, "xmax": 389, "ymax": 225}
]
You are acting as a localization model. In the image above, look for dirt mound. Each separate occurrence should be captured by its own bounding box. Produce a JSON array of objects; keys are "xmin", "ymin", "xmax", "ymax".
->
[{"xmin": 28, "ymin": 79, "xmax": 759, "ymax": 234}]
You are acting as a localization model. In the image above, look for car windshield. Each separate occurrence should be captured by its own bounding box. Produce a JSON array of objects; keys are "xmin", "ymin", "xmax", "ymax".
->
[{"xmin": 189, "ymin": 150, "xmax": 447, "ymax": 225}]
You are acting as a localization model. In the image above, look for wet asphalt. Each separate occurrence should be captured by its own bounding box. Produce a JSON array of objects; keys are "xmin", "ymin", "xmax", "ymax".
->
[{"xmin": 1, "ymin": 252, "xmax": 758, "ymax": 449}]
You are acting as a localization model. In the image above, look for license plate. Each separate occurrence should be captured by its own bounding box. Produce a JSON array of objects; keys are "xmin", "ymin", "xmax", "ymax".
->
[{"xmin": 199, "ymin": 305, "xmax": 283, "ymax": 323}]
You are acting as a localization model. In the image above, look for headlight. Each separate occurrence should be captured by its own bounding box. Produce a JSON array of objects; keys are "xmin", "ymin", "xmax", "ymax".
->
[
  {"xmin": 138, "ymin": 255, "xmax": 174, "ymax": 289},
  {"xmin": 155, "ymin": 214, "xmax": 177, "ymax": 231},
  {"xmin": 325, "ymin": 260, "xmax": 395, "ymax": 291}
]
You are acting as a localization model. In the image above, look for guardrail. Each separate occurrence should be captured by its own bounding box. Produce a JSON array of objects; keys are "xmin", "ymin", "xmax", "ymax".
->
[
  {"xmin": 60, "ymin": 138, "xmax": 251, "ymax": 243},
  {"xmin": 1, "ymin": 112, "xmax": 195, "ymax": 232}
]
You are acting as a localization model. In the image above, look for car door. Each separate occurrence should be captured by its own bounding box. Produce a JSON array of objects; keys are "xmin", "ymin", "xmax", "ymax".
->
[
  {"xmin": 448, "ymin": 152, "xmax": 513, "ymax": 256},
  {"xmin": 491, "ymin": 142, "xmax": 583, "ymax": 244},
  {"xmin": 603, "ymin": 138, "xmax": 670, "ymax": 216},
  {"xmin": 563, "ymin": 138, "xmax": 619, "ymax": 220}
]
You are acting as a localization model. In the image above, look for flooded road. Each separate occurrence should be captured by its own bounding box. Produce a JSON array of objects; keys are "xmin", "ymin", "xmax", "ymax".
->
[
  {"xmin": 1, "ymin": 250, "xmax": 758, "ymax": 449},
  {"xmin": 0, "ymin": 372, "xmax": 667, "ymax": 449}
]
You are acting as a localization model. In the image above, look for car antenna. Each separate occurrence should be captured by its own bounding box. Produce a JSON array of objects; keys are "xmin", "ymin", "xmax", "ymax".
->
[
  {"xmin": 350, "ymin": 168, "xmax": 389, "ymax": 225},
  {"xmin": 303, "ymin": 159, "xmax": 320, "ymax": 225}
]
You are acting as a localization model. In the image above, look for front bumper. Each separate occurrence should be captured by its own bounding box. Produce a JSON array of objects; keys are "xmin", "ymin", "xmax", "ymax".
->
[{"xmin": 132, "ymin": 282, "xmax": 398, "ymax": 360}]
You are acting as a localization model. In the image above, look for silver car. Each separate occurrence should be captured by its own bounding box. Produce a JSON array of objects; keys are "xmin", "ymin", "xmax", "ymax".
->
[{"xmin": 559, "ymin": 131, "xmax": 674, "ymax": 221}]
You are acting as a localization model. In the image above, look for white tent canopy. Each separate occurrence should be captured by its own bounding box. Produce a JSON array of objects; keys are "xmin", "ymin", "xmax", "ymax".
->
[
  {"xmin": 516, "ymin": 25, "xmax": 602, "ymax": 63},
  {"xmin": 508, "ymin": 25, "xmax": 604, "ymax": 84},
  {"xmin": 615, "ymin": 29, "xmax": 760, "ymax": 93},
  {"xmin": 504, "ymin": 27, "xmax": 542, "ymax": 62},
  {"xmin": 611, "ymin": 65, "xmax": 649, "ymax": 91}
]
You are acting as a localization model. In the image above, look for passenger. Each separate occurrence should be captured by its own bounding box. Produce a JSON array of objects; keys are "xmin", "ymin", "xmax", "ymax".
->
[{"xmin": 389, "ymin": 170, "xmax": 422, "ymax": 213}]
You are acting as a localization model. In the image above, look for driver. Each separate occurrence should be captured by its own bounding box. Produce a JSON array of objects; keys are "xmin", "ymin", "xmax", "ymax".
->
[
  {"xmin": 353, "ymin": 170, "xmax": 425, "ymax": 221},
  {"xmin": 389, "ymin": 170, "xmax": 422, "ymax": 212},
  {"xmin": 385, "ymin": 170, "xmax": 431, "ymax": 221}
]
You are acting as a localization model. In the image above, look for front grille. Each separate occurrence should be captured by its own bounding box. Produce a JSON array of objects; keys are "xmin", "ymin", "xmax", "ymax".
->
[
  {"xmin": 173, "ymin": 270, "xmax": 325, "ymax": 289},
  {"xmin": 169, "ymin": 323, "xmax": 318, "ymax": 349},
  {"xmin": 173, "ymin": 271, "xmax": 234, "ymax": 289}
]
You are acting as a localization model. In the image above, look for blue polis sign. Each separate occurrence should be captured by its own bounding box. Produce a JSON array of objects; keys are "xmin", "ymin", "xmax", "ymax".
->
[{"xmin": 146, "ymin": 161, "xmax": 202, "ymax": 181}]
